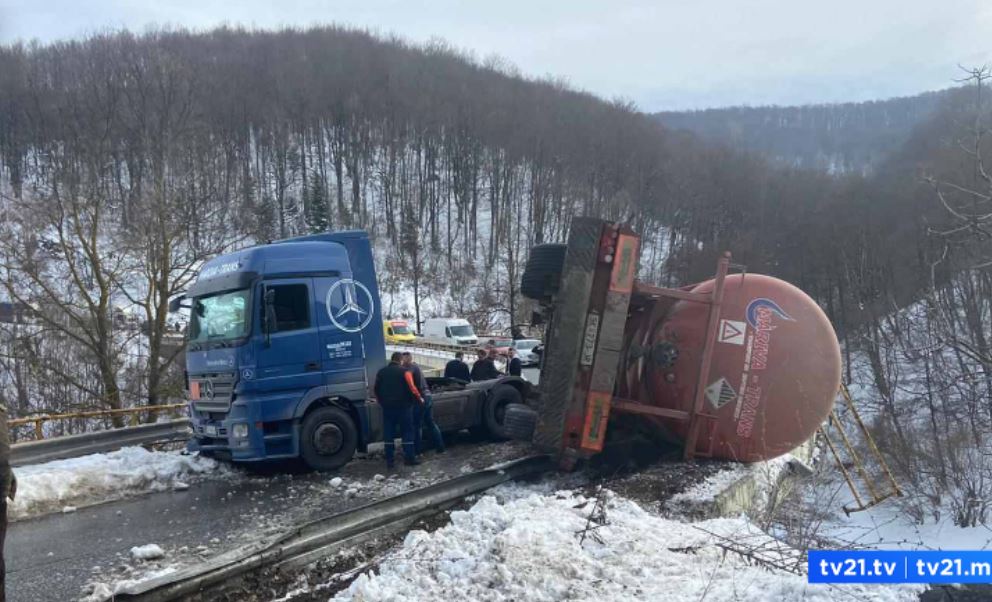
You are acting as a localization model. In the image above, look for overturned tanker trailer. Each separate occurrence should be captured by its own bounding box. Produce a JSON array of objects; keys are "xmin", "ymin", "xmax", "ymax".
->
[{"xmin": 510, "ymin": 217, "xmax": 841, "ymax": 469}]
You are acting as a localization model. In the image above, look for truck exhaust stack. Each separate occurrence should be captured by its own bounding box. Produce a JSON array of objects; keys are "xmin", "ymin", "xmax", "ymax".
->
[{"xmin": 526, "ymin": 217, "xmax": 841, "ymax": 469}]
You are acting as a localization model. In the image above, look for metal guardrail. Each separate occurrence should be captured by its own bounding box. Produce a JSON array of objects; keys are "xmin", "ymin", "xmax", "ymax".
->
[
  {"xmin": 388, "ymin": 338, "xmax": 511, "ymax": 355},
  {"xmin": 11, "ymin": 404, "xmax": 186, "ymax": 441},
  {"xmin": 115, "ymin": 454, "xmax": 554, "ymax": 601},
  {"xmin": 11, "ymin": 419, "xmax": 191, "ymax": 467}
]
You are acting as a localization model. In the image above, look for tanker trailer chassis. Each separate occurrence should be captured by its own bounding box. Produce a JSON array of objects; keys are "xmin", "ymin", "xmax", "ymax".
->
[{"xmin": 522, "ymin": 217, "xmax": 841, "ymax": 470}]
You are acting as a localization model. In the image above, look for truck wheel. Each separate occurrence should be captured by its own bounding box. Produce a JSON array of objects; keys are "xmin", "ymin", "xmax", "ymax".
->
[
  {"xmin": 485, "ymin": 385, "xmax": 523, "ymax": 440},
  {"xmin": 503, "ymin": 403, "xmax": 538, "ymax": 441},
  {"xmin": 300, "ymin": 406, "xmax": 358, "ymax": 472},
  {"xmin": 468, "ymin": 425, "xmax": 490, "ymax": 440},
  {"xmin": 521, "ymin": 244, "xmax": 566, "ymax": 302}
]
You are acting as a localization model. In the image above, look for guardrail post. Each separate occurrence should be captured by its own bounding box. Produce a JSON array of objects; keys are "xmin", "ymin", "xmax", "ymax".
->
[{"xmin": 34, "ymin": 419, "xmax": 44, "ymax": 440}]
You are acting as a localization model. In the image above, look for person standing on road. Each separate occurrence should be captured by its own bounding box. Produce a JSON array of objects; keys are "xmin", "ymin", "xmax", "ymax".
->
[
  {"xmin": 444, "ymin": 351, "xmax": 471, "ymax": 382},
  {"xmin": 0, "ymin": 403, "xmax": 16, "ymax": 602},
  {"xmin": 470, "ymin": 348, "xmax": 501, "ymax": 381},
  {"xmin": 373, "ymin": 352, "xmax": 422, "ymax": 468},
  {"xmin": 401, "ymin": 352, "xmax": 446, "ymax": 456},
  {"xmin": 507, "ymin": 347, "xmax": 522, "ymax": 377}
]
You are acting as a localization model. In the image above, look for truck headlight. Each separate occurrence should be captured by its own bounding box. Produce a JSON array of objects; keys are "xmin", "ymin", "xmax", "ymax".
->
[{"xmin": 232, "ymin": 423, "xmax": 249, "ymax": 439}]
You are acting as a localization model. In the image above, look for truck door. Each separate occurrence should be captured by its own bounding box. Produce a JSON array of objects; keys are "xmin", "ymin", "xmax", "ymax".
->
[
  {"xmin": 255, "ymin": 279, "xmax": 322, "ymax": 391},
  {"xmin": 313, "ymin": 276, "xmax": 374, "ymax": 392}
]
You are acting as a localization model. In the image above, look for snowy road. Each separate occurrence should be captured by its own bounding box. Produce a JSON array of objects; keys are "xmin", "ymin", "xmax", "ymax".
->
[{"xmin": 8, "ymin": 435, "xmax": 533, "ymax": 602}]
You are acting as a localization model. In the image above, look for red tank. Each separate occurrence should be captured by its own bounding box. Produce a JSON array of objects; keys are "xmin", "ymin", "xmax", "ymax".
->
[{"xmin": 637, "ymin": 274, "xmax": 841, "ymax": 462}]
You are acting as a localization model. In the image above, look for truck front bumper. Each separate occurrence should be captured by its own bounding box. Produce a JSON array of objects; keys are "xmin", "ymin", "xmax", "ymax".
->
[{"xmin": 187, "ymin": 413, "xmax": 300, "ymax": 462}]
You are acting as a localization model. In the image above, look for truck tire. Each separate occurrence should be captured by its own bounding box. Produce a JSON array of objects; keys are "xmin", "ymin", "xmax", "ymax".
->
[
  {"xmin": 300, "ymin": 406, "xmax": 358, "ymax": 472},
  {"xmin": 503, "ymin": 403, "xmax": 538, "ymax": 441},
  {"xmin": 484, "ymin": 385, "xmax": 523, "ymax": 440},
  {"xmin": 521, "ymin": 244, "xmax": 567, "ymax": 302}
]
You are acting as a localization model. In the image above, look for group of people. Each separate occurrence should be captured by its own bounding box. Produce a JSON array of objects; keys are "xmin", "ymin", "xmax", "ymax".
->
[
  {"xmin": 444, "ymin": 347, "xmax": 522, "ymax": 381},
  {"xmin": 373, "ymin": 346, "xmax": 524, "ymax": 468},
  {"xmin": 372, "ymin": 351, "xmax": 446, "ymax": 469}
]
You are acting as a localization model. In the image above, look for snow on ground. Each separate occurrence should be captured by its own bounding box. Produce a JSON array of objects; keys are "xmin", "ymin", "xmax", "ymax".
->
[
  {"xmin": 10, "ymin": 447, "xmax": 238, "ymax": 521},
  {"xmin": 130, "ymin": 544, "xmax": 166, "ymax": 560},
  {"xmin": 823, "ymin": 497, "xmax": 992, "ymax": 551},
  {"xmin": 81, "ymin": 566, "xmax": 178, "ymax": 602},
  {"xmin": 334, "ymin": 485, "xmax": 922, "ymax": 602},
  {"xmin": 807, "ymin": 473, "xmax": 992, "ymax": 551},
  {"xmin": 666, "ymin": 454, "xmax": 795, "ymax": 517}
]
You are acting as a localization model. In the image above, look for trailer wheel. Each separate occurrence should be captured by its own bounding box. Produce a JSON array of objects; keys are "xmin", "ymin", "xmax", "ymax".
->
[
  {"xmin": 485, "ymin": 385, "xmax": 523, "ymax": 440},
  {"xmin": 300, "ymin": 406, "xmax": 358, "ymax": 472},
  {"xmin": 503, "ymin": 403, "xmax": 538, "ymax": 441},
  {"xmin": 521, "ymin": 243, "xmax": 567, "ymax": 302}
]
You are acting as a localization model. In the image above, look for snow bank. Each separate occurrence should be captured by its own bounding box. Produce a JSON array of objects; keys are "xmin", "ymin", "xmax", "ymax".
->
[
  {"xmin": 10, "ymin": 447, "xmax": 236, "ymax": 520},
  {"xmin": 337, "ymin": 487, "xmax": 921, "ymax": 602}
]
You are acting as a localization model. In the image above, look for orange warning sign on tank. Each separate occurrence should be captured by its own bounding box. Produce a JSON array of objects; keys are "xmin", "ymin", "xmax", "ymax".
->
[
  {"xmin": 580, "ymin": 390, "xmax": 613, "ymax": 452},
  {"xmin": 609, "ymin": 234, "xmax": 639, "ymax": 293}
]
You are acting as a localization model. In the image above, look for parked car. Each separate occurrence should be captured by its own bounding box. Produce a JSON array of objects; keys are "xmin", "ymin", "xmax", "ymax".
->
[
  {"xmin": 512, "ymin": 339, "xmax": 542, "ymax": 366},
  {"xmin": 480, "ymin": 336, "xmax": 514, "ymax": 357}
]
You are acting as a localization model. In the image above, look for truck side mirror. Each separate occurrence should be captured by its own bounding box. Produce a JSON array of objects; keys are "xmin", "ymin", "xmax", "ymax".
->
[
  {"xmin": 263, "ymin": 288, "xmax": 277, "ymax": 347},
  {"xmin": 168, "ymin": 294, "xmax": 186, "ymax": 313}
]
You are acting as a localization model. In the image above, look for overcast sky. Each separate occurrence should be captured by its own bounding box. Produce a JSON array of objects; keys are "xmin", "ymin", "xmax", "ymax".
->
[{"xmin": 1, "ymin": 0, "xmax": 990, "ymax": 111}]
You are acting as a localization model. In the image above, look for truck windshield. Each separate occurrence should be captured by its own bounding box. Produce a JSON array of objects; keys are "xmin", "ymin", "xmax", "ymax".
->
[
  {"xmin": 189, "ymin": 289, "xmax": 250, "ymax": 344},
  {"xmin": 449, "ymin": 325, "xmax": 474, "ymax": 337},
  {"xmin": 392, "ymin": 324, "xmax": 412, "ymax": 335}
]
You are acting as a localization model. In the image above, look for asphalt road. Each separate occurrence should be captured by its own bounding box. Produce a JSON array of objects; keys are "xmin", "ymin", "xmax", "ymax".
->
[{"xmin": 7, "ymin": 435, "xmax": 531, "ymax": 602}]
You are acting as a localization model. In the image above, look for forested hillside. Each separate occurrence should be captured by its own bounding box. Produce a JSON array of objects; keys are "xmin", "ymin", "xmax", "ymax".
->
[
  {"xmin": 655, "ymin": 90, "xmax": 952, "ymax": 173},
  {"xmin": 0, "ymin": 24, "xmax": 987, "ymax": 502}
]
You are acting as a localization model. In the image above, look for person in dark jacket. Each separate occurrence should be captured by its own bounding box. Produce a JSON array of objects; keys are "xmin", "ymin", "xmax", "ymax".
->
[
  {"xmin": 506, "ymin": 347, "xmax": 522, "ymax": 377},
  {"xmin": 401, "ymin": 352, "xmax": 446, "ymax": 455},
  {"xmin": 0, "ymin": 403, "xmax": 15, "ymax": 602},
  {"xmin": 444, "ymin": 352, "xmax": 471, "ymax": 382},
  {"xmin": 373, "ymin": 352, "xmax": 423, "ymax": 468},
  {"xmin": 470, "ymin": 348, "xmax": 501, "ymax": 381}
]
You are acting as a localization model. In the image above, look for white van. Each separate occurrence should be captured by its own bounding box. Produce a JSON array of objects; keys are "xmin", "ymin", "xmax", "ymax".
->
[{"xmin": 422, "ymin": 318, "xmax": 478, "ymax": 346}]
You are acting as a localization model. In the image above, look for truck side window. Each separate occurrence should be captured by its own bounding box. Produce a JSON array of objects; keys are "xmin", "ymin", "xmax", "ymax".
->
[
  {"xmin": 265, "ymin": 284, "xmax": 311, "ymax": 332},
  {"xmin": 445, "ymin": 327, "xmax": 451, "ymax": 337}
]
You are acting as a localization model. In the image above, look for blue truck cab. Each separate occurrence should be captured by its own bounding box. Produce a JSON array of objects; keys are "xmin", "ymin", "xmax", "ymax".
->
[{"xmin": 181, "ymin": 231, "xmax": 386, "ymax": 470}]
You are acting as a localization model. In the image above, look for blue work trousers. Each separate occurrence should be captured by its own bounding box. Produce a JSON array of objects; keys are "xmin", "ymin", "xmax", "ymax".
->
[
  {"xmin": 413, "ymin": 394, "xmax": 446, "ymax": 454},
  {"xmin": 382, "ymin": 405, "xmax": 415, "ymax": 464}
]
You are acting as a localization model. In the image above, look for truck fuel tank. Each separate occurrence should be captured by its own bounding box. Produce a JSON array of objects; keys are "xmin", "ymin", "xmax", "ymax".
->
[{"xmin": 632, "ymin": 273, "xmax": 841, "ymax": 462}]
